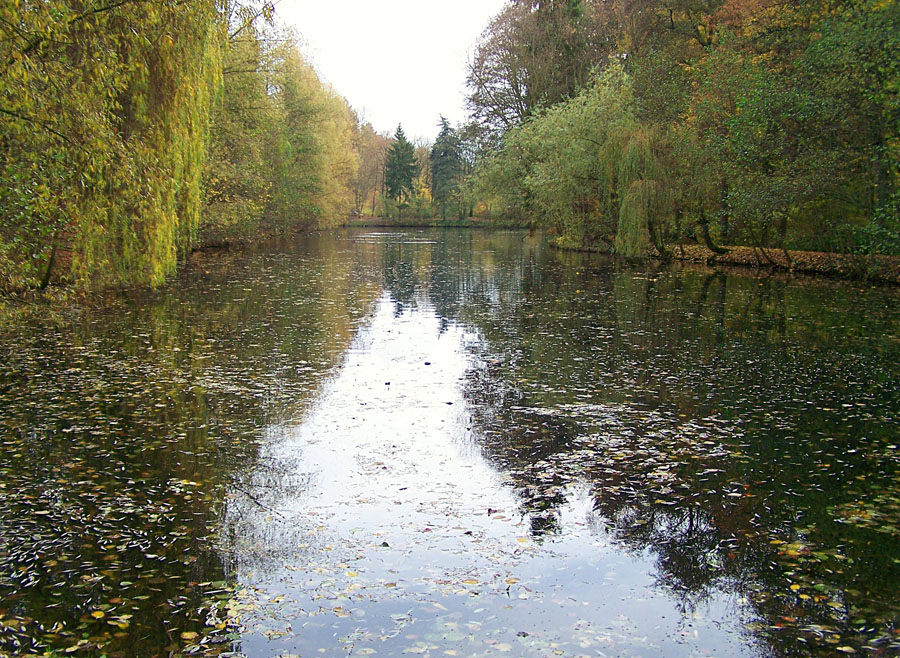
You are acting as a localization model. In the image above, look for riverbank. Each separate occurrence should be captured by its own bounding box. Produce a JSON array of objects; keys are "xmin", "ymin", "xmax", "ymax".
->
[
  {"xmin": 5, "ymin": 229, "xmax": 896, "ymax": 326},
  {"xmin": 676, "ymin": 244, "xmax": 900, "ymax": 285},
  {"xmin": 551, "ymin": 238, "xmax": 900, "ymax": 285}
]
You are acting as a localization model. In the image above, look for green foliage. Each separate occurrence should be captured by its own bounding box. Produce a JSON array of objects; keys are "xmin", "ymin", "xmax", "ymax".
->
[
  {"xmin": 266, "ymin": 49, "xmax": 358, "ymax": 231},
  {"xmin": 470, "ymin": 0, "xmax": 900, "ymax": 260},
  {"xmin": 475, "ymin": 62, "xmax": 684, "ymax": 255},
  {"xmin": 1, "ymin": 2, "xmax": 360, "ymax": 290},
  {"xmin": 430, "ymin": 117, "xmax": 464, "ymax": 218},
  {"xmin": 201, "ymin": 11, "xmax": 276, "ymax": 243},
  {"xmin": 0, "ymin": 1, "xmax": 224, "ymax": 289},
  {"xmin": 384, "ymin": 125, "xmax": 418, "ymax": 208}
]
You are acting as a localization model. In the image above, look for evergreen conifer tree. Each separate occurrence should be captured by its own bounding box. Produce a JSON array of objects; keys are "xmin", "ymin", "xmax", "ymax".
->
[
  {"xmin": 384, "ymin": 125, "xmax": 418, "ymax": 207},
  {"xmin": 430, "ymin": 117, "xmax": 463, "ymax": 218}
]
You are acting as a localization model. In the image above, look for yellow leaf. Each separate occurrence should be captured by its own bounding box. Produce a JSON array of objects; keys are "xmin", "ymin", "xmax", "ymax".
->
[
  {"xmin": 90, "ymin": 611, "xmax": 105, "ymax": 619},
  {"xmin": 461, "ymin": 579, "xmax": 479, "ymax": 585},
  {"xmin": 180, "ymin": 631, "xmax": 198, "ymax": 640}
]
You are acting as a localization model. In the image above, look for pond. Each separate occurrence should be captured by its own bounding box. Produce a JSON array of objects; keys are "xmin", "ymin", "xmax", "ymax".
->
[{"xmin": 1, "ymin": 229, "xmax": 899, "ymax": 658}]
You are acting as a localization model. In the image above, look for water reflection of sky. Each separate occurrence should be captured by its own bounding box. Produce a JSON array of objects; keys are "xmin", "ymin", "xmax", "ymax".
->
[
  {"xmin": 5, "ymin": 229, "xmax": 897, "ymax": 657},
  {"xmin": 224, "ymin": 290, "xmax": 762, "ymax": 657}
]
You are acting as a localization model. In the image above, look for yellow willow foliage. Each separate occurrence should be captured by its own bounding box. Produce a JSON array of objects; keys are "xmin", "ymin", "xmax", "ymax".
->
[
  {"xmin": 616, "ymin": 126, "xmax": 676, "ymax": 257},
  {"xmin": 267, "ymin": 48, "xmax": 359, "ymax": 231},
  {"xmin": 616, "ymin": 180, "xmax": 655, "ymax": 257},
  {"xmin": 74, "ymin": 3, "xmax": 223, "ymax": 287},
  {"xmin": 316, "ymin": 89, "xmax": 360, "ymax": 227},
  {"xmin": 1, "ymin": 1, "xmax": 223, "ymax": 289},
  {"xmin": 201, "ymin": 20, "xmax": 276, "ymax": 243}
]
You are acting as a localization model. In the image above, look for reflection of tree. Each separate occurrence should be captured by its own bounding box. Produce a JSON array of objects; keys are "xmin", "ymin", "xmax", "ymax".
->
[
  {"xmin": 6, "ymin": 229, "xmax": 894, "ymax": 655},
  {"xmin": 0, "ymin": 234, "xmax": 383, "ymax": 656},
  {"xmin": 447, "ymin": 246, "xmax": 900, "ymax": 655},
  {"xmin": 312, "ymin": 229, "xmax": 900, "ymax": 656}
]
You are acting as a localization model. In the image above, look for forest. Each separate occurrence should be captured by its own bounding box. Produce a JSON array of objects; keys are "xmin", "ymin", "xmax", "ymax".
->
[
  {"xmin": 1, "ymin": 0, "xmax": 899, "ymax": 292},
  {"xmin": 466, "ymin": 0, "xmax": 900, "ymax": 263},
  {"xmin": 0, "ymin": 0, "xmax": 378, "ymax": 291}
]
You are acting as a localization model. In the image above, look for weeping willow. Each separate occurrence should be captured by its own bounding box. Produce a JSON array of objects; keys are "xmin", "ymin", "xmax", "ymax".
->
[
  {"xmin": 1, "ymin": 1, "xmax": 224, "ymax": 289},
  {"xmin": 2, "ymin": 3, "xmax": 362, "ymax": 292},
  {"xmin": 616, "ymin": 126, "xmax": 676, "ymax": 258},
  {"xmin": 476, "ymin": 62, "xmax": 639, "ymax": 248},
  {"xmin": 474, "ymin": 60, "xmax": 722, "ymax": 258},
  {"xmin": 72, "ymin": 3, "xmax": 224, "ymax": 287}
]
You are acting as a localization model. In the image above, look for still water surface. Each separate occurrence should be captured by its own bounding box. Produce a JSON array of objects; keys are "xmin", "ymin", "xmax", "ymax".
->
[{"xmin": 1, "ymin": 229, "xmax": 899, "ymax": 657}]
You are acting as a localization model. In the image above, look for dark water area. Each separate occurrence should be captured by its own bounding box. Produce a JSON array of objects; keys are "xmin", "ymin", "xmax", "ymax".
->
[{"xmin": 0, "ymin": 229, "xmax": 898, "ymax": 658}]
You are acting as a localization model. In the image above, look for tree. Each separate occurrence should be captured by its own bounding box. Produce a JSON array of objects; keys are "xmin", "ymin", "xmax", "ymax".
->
[
  {"xmin": 468, "ymin": 0, "xmax": 899, "ymax": 260},
  {"xmin": 466, "ymin": 1, "xmax": 616, "ymax": 146},
  {"xmin": 687, "ymin": 0, "xmax": 900, "ymax": 255},
  {"xmin": 384, "ymin": 125, "xmax": 417, "ymax": 215},
  {"xmin": 430, "ymin": 118, "xmax": 463, "ymax": 218},
  {"xmin": 0, "ymin": 0, "xmax": 223, "ymax": 289},
  {"xmin": 352, "ymin": 121, "xmax": 390, "ymax": 216},
  {"xmin": 202, "ymin": 4, "xmax": 277, "ymax": 244},
  {"xmin": 267, "ymin": 47, "xmax": 358, "ymax": 231},
  {"xmin": 0, "ymin": 1, "xmax": 363, "ymax": 291}
]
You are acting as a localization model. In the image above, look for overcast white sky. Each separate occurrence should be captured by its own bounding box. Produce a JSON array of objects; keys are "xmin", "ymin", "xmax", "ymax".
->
[{"xmin": 278, "ymin": 0, "xmax": 508, "ymax": 143}]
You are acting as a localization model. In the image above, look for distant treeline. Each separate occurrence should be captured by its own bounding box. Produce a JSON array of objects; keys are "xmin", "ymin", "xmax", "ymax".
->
[
  {"xmin": 0, "ymin": 1, "xmax": 385, "ymax": 291},
  {"xmin": 465, "ymin": 0, "xmax": 899, "ymax": 261}
]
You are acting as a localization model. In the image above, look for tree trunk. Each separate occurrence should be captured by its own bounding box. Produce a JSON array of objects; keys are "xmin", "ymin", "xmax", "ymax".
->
[
  {"xmin": 648, "ymin": 217, "xmax": 671, "ymax": 262},
  {"xmin": 718, "ymin": 179, "xmax": 730, "ymax": 241},
  {"xmin": 39, "ymin": 232, "xmax": 58, "ymax": 290},
  {"xmin": 698, "ymin": 210, "xmax": 729, "ymax": 254}
]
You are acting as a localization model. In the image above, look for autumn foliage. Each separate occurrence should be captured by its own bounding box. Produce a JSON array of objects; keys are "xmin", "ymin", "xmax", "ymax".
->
[
  {"xmin": 468, "ymin": 0, "xmax": 900, "ymax": 267},
  {"xmin": 0, "ymin": 1, "xmax": 362, "ymax": 291}
]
